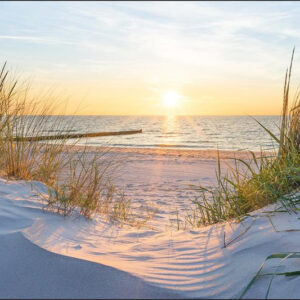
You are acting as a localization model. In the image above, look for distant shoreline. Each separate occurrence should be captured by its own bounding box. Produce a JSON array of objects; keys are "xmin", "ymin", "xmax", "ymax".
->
[{"xmin": 64, "ymin": 144, "xmax": 275, "ymax": 160}]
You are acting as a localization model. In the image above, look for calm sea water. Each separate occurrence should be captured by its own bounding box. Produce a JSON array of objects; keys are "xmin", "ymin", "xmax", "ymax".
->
[{"xmin": 42, "ymin": 115, "xmax": 281, "ymax": 151}]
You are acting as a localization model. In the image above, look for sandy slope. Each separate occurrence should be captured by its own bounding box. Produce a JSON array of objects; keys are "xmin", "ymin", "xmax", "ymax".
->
[
  {"xmin": 0, "ymin": 179, "xmax": 181, "ymax": 299},
  {"xmin": 1, "ymin": 148, "xmax": 300, "ymax": 299},
  {"xmin": 0, "ymin": 232, "xmax": 180, "ymax": 299}
]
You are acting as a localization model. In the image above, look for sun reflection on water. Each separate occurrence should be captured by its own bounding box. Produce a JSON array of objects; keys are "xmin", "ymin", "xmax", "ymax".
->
[{"xmin": 160, "ymin": 115, "xmax": 180, "ymax": 147}]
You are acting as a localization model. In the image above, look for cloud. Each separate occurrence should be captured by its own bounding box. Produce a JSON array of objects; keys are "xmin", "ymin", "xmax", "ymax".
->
[
  {"xmin": 1, "ymin": 2, "xmax": 300, "ymax": 87},
  {"xmin": 0, "ymin": 35, "xmax": 74, "ymax": 45}
]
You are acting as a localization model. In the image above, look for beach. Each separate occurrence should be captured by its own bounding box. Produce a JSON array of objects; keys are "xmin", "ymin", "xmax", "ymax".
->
[
  {"xmin": 1, "ymin": 146, "xmax": 299, "ymax": 299},
  {"xmin": 2, "ymin": 1, "xmax": 300, "ymax": 298},
  {"xmin": 63, "ymin": 146, "xmax": 260, "ymax": 229}
]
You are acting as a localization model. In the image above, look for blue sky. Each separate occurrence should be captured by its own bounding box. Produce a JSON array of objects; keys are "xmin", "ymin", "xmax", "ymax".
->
[{"xmin": 0, "ymin": 1, "xmax": 300, "ymax": 115}]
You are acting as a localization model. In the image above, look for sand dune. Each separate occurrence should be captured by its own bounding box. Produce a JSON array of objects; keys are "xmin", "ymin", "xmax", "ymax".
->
[
  {"xmin": 1, "ymin": 149, "xmax": 300, "ymax": 299},
  {"xmin": 0, "ymin": 232, "xmax": 180, "ymax": 299}
]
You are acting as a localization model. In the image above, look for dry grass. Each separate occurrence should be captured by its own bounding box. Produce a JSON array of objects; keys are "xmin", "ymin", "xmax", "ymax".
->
[
  {"xmin": 0, "ymin": 62, "xmax": 153, "ymax": 226},
  {"xmin": 0, "ymin": 62, "xmax": 76, "ymax": 183},
  {"xmin": 44, "ymin": 147, "xmax": 116, "ymax": 218}
]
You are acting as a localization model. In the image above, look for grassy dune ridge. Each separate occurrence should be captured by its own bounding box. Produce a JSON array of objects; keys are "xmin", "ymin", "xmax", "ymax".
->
[{"xmin": 184, "ymin": 48, "xmax": 300, "ymax": 227}]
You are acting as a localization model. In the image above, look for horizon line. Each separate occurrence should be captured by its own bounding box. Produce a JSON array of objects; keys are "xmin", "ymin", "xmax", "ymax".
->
[{"xmin": 23, "ymin": 114, "xmax": 283, "ymax": 117}]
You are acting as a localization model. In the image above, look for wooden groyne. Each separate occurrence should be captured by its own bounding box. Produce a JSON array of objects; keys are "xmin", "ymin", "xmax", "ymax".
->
[{"xmin": 13, "ymin": 129, "xmax": 142, "ymax": 142}]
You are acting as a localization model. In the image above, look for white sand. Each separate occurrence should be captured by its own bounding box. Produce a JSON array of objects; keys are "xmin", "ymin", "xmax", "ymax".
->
[{"xmin": 1, "ymin": 147, "xmax": 300, "ymax": 299}]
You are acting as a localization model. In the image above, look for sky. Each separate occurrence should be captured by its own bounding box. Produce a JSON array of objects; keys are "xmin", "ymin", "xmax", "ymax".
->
[{"xmin": 1, "ymin": 1, "xmax": 300, "ymax": 116}]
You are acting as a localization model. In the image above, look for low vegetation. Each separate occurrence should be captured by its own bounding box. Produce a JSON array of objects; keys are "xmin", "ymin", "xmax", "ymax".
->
[
  {"xmin": 185, "ymin": 48, "xmax": 300, "ymax": 227},
  {"xmin": 239, "ymin": 252, "xmax": 300, "ymax": 299},
  {"xmin": 0, "ymin": 62, "xmax": 150, "ymax": 226}
]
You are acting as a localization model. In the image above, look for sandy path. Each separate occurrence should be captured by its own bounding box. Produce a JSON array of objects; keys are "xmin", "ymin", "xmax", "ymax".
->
[{"xmin": 68, "ymin": 147, "xmax": 254, "ymax": 229}]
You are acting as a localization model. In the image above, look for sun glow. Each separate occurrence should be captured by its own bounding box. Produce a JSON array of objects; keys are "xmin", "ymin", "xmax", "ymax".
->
[{"xmin": 162, "ymin": 90, "xmax": 182, "ymax": 109}]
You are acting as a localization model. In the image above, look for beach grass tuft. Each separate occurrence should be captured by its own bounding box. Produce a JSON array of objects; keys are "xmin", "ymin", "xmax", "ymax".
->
[
  {"xmin": 239, "ymin": 252, "xmax": 300, "ymax": 299},
  {"xmin": 185, "ymin": 49, "xmax": 300, "ymax": 227},
  {"xmin": 0, "ymin": 62, "xmax": 152, "ymax": 225}
]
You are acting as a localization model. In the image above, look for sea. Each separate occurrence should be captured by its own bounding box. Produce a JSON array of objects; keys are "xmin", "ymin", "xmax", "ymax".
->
[{"xmin": 42, "ymin": 115, "xmax": 281, "ymax": 152}]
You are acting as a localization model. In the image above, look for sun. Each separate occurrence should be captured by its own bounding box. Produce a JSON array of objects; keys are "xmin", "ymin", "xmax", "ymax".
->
[{"xmin": 162, "ymin": 90, "xmax": 182, "ymax": 109}]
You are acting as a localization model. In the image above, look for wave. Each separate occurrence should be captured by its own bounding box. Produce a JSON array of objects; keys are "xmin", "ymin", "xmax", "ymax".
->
[
  {"xmin": 36, "ymin": 115, "xmax": 281, "ymax": 152},
  {"xmin": 111, "ymin": 143, "xmax": 203, "ymax": 149}
]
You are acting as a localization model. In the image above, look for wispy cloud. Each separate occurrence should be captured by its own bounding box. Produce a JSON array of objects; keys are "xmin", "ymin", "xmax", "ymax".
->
[
  {"xmin": 1, "ymin": 1, "xmax": 300, "ymax": 114},
  {"xmin": 0, "ymin": 35, "xmax": 74, "ymax": 46}
]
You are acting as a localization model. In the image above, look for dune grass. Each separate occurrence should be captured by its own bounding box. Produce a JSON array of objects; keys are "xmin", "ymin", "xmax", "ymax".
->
[
  {"xmin": 184, "ymin": 48, "xmax": 300, "ymax": 227},
  {"xmin": 239, "ymin": 252, "xmax": 300, "ymax": 299},
  {"xmin": 0, "ymin": 62, "xmax": 151, "ymax": 225},
  {"xmin": 0, "ymin": 62, "xmax": 75, "ymax": 183},
  {"xmin": 42, "ymin": 147, "xmax": 115, "ymax": 218}
]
